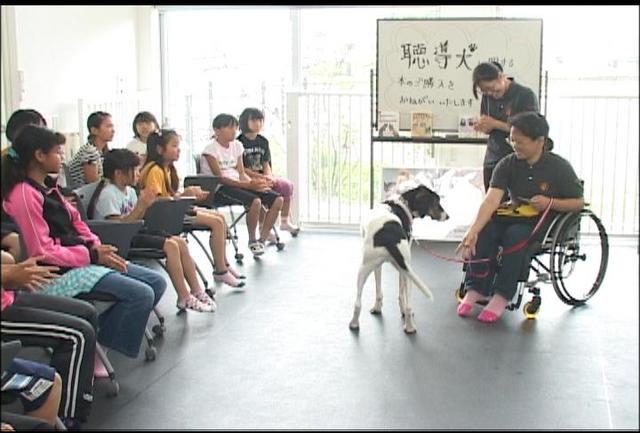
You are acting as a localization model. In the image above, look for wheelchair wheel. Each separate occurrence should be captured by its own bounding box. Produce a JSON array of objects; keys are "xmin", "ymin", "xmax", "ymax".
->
[
  {"xmin": 145, "ymin": 346, "xmax": 157, "ymax": 362},
  {"xmin": 152, "ymin": 324, "xmax": 165, "ymax": 338},
  {"xmin": 106, "ymin": 379, "xmax": 119, "ymax": 398},
  {"xmin": 523, "ymin": 296, "xmax": 541, "ymax": 319},
  {"xmin": 548, "ymin": 209, "xmax": 609, "ymax": 306}
]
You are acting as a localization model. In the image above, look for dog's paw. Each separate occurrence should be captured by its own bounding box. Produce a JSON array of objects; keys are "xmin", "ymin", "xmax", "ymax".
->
[
  {"xmin": 369, "ymin": 307, "xmax": 382, "ymax": 315},
  {"xmin": 403, "ymin": 326, "xmax": 417, "ymax": 334},
  {"xmin": 349, "ymin": 321, "xmax": 360, "ymax": 330}
]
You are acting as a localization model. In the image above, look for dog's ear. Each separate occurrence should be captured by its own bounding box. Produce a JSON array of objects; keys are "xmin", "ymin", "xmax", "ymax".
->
[{"xmin": 402, "ymin": 185, "xmax": 429, "ymax": 206}]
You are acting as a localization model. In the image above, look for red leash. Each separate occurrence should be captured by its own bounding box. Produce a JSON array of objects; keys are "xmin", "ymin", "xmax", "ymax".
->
[{"xmin": 416, "ymin": 198, "xmax": 555, "ymax": 278}]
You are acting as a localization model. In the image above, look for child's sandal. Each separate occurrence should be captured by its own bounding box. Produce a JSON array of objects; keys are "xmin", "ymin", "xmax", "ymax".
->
[
  {"xmin": 192, "ymin": 290, "xmax": 216, "ymax": 306},
  {"xmin": 177, "ymin": 295, "xmax": 215, "ymax": 313}
]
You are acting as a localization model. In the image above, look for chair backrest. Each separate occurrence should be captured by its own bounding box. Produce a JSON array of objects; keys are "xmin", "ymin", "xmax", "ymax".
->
[
  {"xmin": 73, "ymin": 181, "xmax": 101, "ymax": 217},
  {"xmin": 143, "ymin": 197, "xmax": 196, "ymax": 236},
  {"xmin": 87, "ymin": 220, "xmax": 144, "ymax": 258}
]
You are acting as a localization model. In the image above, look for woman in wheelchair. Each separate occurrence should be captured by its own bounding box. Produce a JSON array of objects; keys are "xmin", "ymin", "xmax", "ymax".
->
[
  {"xmin": 138, "ymin": 129, "xmax": 246, "ymax": 287},
  {"xmin": 456, "ymin": 112, "xmax": 585, "ymax": 323},
  {"xmin": 86, "ymin": 149, "xmax": 217, "ymax": 312}
]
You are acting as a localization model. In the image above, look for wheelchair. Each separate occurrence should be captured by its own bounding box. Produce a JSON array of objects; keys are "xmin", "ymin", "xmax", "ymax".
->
[{"xmin": 455, "ymin": 207, "xmax": 609, "ymax": 319}]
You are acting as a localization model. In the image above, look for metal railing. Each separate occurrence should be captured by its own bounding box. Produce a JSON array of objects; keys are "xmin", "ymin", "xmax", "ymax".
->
[
  {"xmin": 288, "ymin": 90, "xmax": 639, "ymax": 237},
  {"xmin": 545, "ymin": 95, "xmax": 639, "ymax": 236}
]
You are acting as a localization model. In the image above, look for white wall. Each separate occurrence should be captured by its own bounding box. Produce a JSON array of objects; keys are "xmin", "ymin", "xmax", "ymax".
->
[{"xmin": 12, "ymin": 6, "xmax": 159, "ymax": 140}]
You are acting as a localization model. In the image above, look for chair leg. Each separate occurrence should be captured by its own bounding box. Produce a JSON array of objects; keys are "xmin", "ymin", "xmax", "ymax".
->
[
  {"xmin": 226, "ymin": 208, "xmax": 247, "ymax": 262},
  {"xmin": 194, "ymin": 262, "xmax": 213, "ymax": 296},
  {"xmin": 187, "ymin": 231, "xmax": 215, "ymax": 269},
  {"xmin": 95, "ymin": 344, "xmax": 119, "ymax": 397}
]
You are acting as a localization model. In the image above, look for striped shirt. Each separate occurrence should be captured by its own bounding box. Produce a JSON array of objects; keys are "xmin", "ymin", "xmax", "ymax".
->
[{"xmin": 67, "ymin": 142, "xmax": 104, "ymax": 188}]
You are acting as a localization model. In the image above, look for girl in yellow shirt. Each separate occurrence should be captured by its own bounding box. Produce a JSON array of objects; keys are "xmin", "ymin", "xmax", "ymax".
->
[{"xmin": 139, "ymin": 129, "xmax": 245, "ymax": 288}]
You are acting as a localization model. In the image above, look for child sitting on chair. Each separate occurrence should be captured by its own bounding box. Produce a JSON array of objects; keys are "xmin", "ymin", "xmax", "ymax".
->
[
  {"xmin": 87, "ymin": 148, "xmax": 217, "ymax": 312},
  {"xmin": 237, "ymin": 107, "xmax": 299, "ymax": 236},
  {"xmin": 138, "ymin": 129, "xmax": 245, "ymax": 287}
]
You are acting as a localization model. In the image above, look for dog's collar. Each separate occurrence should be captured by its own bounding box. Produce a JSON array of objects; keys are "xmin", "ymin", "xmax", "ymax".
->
[
  {"xmin": 388, "ymin": 195, "xmax": 413, "ymax": 222},
  {"xmin": 384, "ymin": 196, "xmax": 413, "ymax": 238}
]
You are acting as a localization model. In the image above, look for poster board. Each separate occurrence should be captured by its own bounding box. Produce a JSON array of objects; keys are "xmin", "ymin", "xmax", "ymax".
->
[{"xmin": 377, "ymin": 18, "xmax": 542, "ymax": 132}]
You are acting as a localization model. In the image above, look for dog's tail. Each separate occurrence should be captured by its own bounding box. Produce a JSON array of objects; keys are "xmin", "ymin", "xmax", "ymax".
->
[
  {"xmin": 403, "ymin": 265, "xmax": 434, "ymax": 300},
  {"xmin": 385, "ymin": 244, "xmax": 433, "ymax": 301},
  {"xmin": 385, "ymin": 244, "xmax": 407, "ymax": 271}
]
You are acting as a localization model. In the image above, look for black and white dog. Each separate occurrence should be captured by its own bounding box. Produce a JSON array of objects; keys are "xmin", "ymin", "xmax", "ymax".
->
[{"xmin": 349, "ymin": 183, "xmax": 449, "ymax": 334}]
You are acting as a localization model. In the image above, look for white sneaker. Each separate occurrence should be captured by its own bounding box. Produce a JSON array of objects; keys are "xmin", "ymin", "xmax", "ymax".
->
[{"xmin": 248, "ymin": 240, "xmax": 264, "ymax": 256}]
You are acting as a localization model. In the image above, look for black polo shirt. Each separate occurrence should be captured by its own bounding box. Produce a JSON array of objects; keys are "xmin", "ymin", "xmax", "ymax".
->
[
  {"xmin": 490, "ymin": 152, "xmax": 584, "ymax": 203},
  {"xmin": 481, "ymin": 78, "xmax": 539, "ymax": 167}
]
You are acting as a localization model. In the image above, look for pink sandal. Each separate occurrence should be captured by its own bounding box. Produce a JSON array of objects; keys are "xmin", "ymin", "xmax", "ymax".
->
[
  {"xmin": 214, "ymin": 270, "xmax": 246, "ymax": 288},
  {"xmin": 94, "ymin": 354, "xmax": 109, "ymax": 378},
  {"xmin": 226, "ymin": 266, "xmax": 246, "ymax": 280}
]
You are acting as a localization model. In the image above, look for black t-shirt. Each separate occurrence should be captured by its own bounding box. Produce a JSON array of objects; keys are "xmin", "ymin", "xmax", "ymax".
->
[
  {"xmin": 238, "ymin": 133, "xmax": 271, "ymax": 174},
  {"xmin": 490, "ymin": 152, "xmax": 584, "ymax": 203},
  {"xmin": 481, "ymin": 79, "xmax": 539, "ymax": 167}
]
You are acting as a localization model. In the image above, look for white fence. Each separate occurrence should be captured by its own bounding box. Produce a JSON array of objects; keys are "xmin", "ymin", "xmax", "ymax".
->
[{"xmin": 287, "ymin": 90, "xmax": 639, "ymax": 237}]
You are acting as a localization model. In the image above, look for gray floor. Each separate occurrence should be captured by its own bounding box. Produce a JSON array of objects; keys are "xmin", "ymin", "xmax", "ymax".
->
[{"xmin": 84, "ymin": 230, "xmax": 639, "ymax": 430}]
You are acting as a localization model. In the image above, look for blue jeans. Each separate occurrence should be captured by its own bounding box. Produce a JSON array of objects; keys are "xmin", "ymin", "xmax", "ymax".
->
[
  {"xmin": 464, "ymin": 219, "xmax": 537, "ymax": 301},
  {"xmin": 90, "ymin": 263, "xmax": 166, "ymax": 358}
]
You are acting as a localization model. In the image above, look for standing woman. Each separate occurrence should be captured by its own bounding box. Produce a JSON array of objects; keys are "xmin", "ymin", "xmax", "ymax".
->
[{"xmin": 471, "ymin": 62, "xmax": 539, "ymax": 191}]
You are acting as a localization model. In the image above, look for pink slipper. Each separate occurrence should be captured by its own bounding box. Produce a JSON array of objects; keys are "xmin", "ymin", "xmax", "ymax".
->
[
  {"xmin": 477, "ymin": 309, "xmax": 501, "ymax": 323},
  {"xmin": 457, "ymin": 302, "xmax": 474, "ymax": 317},
  {"xmin": 94, "ymin": 355, "xmax": 109, "ymax": 378},
  {"xmin": 214, "ymin": 271, "xmax": 245, "ymax": 288}
]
